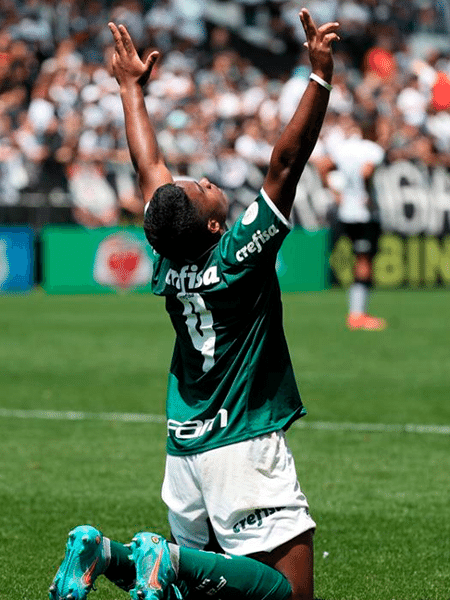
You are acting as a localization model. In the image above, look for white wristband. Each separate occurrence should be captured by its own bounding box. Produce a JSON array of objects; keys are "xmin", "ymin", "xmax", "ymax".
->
[{"xmin": 309, "ymin": 73, "xmax": 333, "ymax": 92}]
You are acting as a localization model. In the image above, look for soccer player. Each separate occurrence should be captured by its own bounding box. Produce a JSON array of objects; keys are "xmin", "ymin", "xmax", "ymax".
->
[
  {"xmin": 318, "ymin": 115, "xmax": 387, "ymax": 330},
  {"xmin": 49, "ymin": 8, "xmax": 339, "ymax": 600}
]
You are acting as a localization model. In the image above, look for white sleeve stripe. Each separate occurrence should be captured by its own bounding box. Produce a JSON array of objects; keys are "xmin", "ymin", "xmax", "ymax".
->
[{"xmin": 260, "ymin": 188, "xmax": 293, "ymax": 229}]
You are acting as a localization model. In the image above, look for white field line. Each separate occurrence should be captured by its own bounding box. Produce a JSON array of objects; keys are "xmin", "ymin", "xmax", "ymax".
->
[{"xmin": 0, "ymin": 408, "xmax": 449, "ymax": 435}]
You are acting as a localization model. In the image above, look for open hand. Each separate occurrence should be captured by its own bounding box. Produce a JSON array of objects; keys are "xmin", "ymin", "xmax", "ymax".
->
[
  {"xmin": 108, "ymin": 22, "xmax": 159, "ymax": 88},
  {"xmin": 299, "ymin": 8, "xmax": 340, "ymax": 82}
]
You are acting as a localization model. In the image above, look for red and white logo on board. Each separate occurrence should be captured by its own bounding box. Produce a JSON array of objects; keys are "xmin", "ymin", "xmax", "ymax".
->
[{"xmin": 93, "ymin": 233, "xmax": 152, "ymax": 289}]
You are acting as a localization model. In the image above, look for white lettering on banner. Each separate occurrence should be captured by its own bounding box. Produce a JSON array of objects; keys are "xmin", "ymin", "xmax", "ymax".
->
[
  {"xmin": 167, "ymin": 409, "xmax": 228, "ymax": 439},
  {"xmin": 235, "ymin": 162, "xmax": 450, "ymax": 236},
  {"xmin": 428, "ymin": 168, "xmax": 450, "ymax": 236},
  {"xmin": 165, "ymin": 264, "xmax": 220, "ymax": 291},
  {"xmin": 374, "ymin": 162, "xmax": 430, "ymax": 236},
  {"xmin": 235, "ymin": 226, "xmax": 279, "ymax": 262},
  {"xmin": 234, "ymin": 161, "xmax": 450, "ymax": 236}
]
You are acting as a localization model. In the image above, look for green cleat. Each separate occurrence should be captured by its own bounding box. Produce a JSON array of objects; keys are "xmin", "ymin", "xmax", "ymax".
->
[
  {"xmin": 49, "ymin": 525, "xmax": 110, "ymax": 600},
  {"xmin": 129, "ymin": 533, "xmax": 182, "ymax": 600}
]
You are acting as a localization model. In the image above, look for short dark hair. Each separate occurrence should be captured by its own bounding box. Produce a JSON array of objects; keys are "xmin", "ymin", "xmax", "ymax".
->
[{"xmin": 144, "ymin": 183, "xmax": 219, "ymax": 263}]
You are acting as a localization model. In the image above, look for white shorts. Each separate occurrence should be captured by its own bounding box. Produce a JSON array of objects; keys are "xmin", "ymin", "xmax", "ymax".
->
[{"xmin": 161, "ymin": 431, "xmax": 316, "ymax": 556}]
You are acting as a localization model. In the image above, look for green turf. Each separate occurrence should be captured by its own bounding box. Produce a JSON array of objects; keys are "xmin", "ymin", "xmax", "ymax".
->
[{"xmin": 1, "ymin": 289, "xmax": 449, "ymax": 600}]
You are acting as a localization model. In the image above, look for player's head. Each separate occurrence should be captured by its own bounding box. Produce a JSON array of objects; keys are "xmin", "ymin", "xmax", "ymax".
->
[{"xmin": 144, "ymin": 178, "xmax": 228, "ymax": 263}]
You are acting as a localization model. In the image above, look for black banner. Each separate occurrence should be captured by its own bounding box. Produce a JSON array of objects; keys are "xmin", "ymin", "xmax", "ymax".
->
[{"xmin": 290, "ymin": 161, "xmax": 450, "ymax": 288}]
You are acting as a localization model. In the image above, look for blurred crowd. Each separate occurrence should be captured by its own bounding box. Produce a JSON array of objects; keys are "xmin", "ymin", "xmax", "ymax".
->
[{"xmin": 0, "ymin": 0, "xmax": 450, "ymax": 227}]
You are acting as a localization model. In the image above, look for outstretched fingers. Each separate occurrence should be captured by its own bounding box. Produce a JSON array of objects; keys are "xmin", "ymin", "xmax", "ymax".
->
[
  {"xmin": 299, "ymin": 8, "xmax": 340, "ymax": 45},
  {"xmin": 299, "ymin": 7, "xmax": 339, "ymax": 80},
  {"xmin": 108, "ymin": 22, "xmax": 125, "ymax": 56},
  {"xmin": 118, "ymin": 24, "xmax": 136, "ymax": 56},
  {"xmin": 317, "ymin": 21, "xmax": 340, "ymax": 35},
  {"xmin": 109, "ymin": 21, "xmax": 159, "ymax": 86},
  {"xmin": 146, "ymin": 50, "xmax": 160, "ymax": 71},
  {"xmin": 299, "ymin": 8, "xmax": 317, "ymax": 40},
  {"xmin": 318, "ymin": 22, "xmax": 340, "ymax": 46},
  {"xmin": 108, "ymin": 21, "xmax": 137, "ymax": 58},
  {"xmin": 322, "ymin": 31, "xmax": 340, "ymax": 47}
]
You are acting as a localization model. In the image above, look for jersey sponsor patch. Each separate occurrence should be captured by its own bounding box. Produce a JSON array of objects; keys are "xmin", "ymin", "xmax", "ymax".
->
[
  {"xmin": 167, "ymin": 409, "xmax": 228, "ymax": 439},
  {"xmin": 235, "ymin": 226, "xmax": 280, "ymax": 262},
  {"xmin": 165, "ymin": 264, "xmax": 220, "ymax": 291}
]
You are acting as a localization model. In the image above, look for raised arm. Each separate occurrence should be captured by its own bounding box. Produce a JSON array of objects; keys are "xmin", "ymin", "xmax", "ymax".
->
[
  {"xmin": 263, "ymin": 9, "xmax": 340, "ymax": 218},
  {"xmin": 108, "ymin": 22, "xmax": 173, "ymax": 202}
]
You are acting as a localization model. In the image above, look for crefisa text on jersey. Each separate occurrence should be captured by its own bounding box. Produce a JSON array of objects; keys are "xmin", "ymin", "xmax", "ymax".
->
[
  {"xmin": 164, "ymin": 225, "xmax": 280, "ymax": 291},
  {"xmin": 165, "ymin": 264, "xmax": 220, "ymax": 291},
  {"xmin": 235, "ymin": 226, "xmax": 280, "ymax": 262}
]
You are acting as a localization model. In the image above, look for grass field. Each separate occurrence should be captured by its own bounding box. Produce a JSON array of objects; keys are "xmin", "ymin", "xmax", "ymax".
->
[{"xmin": 1, "ymin": 288, "xmax": 449, "ymax": 600}]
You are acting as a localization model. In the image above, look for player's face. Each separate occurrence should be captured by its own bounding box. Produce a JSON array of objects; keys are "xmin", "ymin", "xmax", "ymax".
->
[{"xmin": 176, "ymin": 178, "xmax": 229, "ymax": 232}]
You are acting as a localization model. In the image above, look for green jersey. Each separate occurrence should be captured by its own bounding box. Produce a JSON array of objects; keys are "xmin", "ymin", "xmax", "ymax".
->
[{"xmin": 152, "ymin": 189, "xmax": 306, "ymax": 456}]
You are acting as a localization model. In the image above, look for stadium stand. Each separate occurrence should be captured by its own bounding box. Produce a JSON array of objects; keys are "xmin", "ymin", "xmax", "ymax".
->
[{"xmin": 0, "ymin": 0, "xmax": 449, "ymax": 235}]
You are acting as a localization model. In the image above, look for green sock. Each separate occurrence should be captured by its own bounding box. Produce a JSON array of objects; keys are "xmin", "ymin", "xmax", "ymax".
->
[
  {"xmin": 103, "ymin": 540, "xmax": 136, "ymax": 592},
  {"xmin": 174, "ymin": 546, "xmax": 292, "ymax": 600}
]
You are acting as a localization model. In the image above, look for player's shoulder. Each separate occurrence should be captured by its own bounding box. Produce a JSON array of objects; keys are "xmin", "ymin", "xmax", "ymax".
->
[{"xmin": 236, "ymin": 188, "xmax": 291, "ymax": 229}]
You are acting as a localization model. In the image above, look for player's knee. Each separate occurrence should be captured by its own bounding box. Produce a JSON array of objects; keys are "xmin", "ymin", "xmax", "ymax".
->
[
  {"xmin": 287, "ymin": 587, "xmax": 314, "ymax": 600},
  {"xmin": 275, "ymin": 533, "xmax": 314, "ymax": 600},
  {"xmin": 285, "ymin": 570, "xmax": 314, "ymax": 600}
]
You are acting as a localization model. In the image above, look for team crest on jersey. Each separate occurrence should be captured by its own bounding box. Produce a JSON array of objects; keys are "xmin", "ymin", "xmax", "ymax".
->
[{"xmin": 242, "ymin": 202, "xmax": 259, "ymax": 225}]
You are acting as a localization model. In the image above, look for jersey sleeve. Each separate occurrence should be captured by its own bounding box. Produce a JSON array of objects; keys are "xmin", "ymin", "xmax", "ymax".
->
[{"xmin": 218, "ymin": 188, "xmax": 292, "ymax": 272}]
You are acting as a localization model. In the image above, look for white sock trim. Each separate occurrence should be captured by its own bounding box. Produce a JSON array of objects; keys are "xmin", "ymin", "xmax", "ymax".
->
[
  {"xmin": 102, "ymin": 536, "xmax": 111, "ymax": 570},
  {"xmin": 349, "ymin": 282, "xmax": 369, "ymax": 315},
  {"xmin": 168, "ymin": 543, "xmax": 180, "ymax": 576}
]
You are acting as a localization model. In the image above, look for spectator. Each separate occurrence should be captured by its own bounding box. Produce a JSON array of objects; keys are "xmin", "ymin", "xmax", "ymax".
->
[
  {"xmin": 235, "ymin": 118, "xmax": 273, "ymax": 166},
  {"xmin": 237, "ymin": 0, "xmax": 265, "ymax": 27},
  {"xmin": 0, "ymin": 114, "xmax": 28, "ymax": 205},
  {"xmin": 67, "ymin": 158, "xmax": 119, "ymax": 228},
  {"xmin": 0, "ymin": 0, "xmax": 448, "ymax": 232},
  {"xmin": 396, "ymin": 74, "xmax": 429, "ymax": 126}
]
